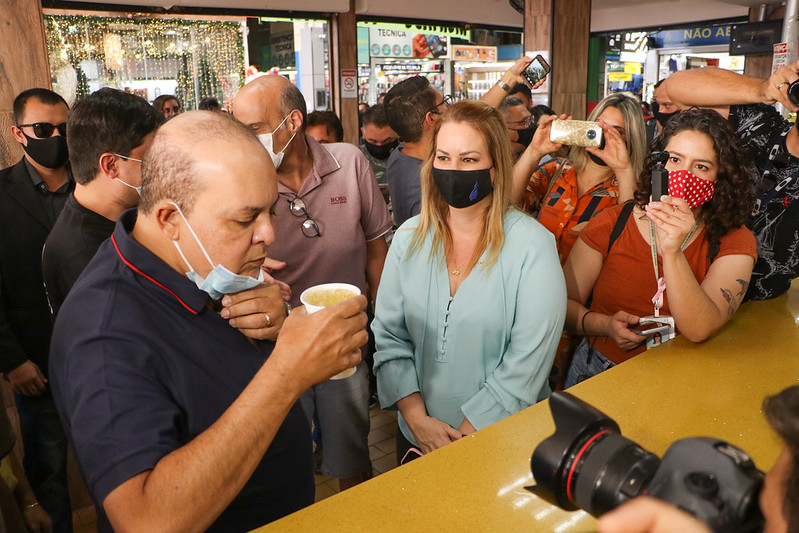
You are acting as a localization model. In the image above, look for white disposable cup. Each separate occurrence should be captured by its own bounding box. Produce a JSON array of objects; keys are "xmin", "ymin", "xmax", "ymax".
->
[{"xmin": 300, "ymin": 283, "xmax": 361, "ymax": 380}]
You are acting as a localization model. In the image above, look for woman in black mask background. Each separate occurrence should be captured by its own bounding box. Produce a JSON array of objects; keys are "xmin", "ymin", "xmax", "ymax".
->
[
  {"xmin": 372, "ymin": 100, "xmax": 567, "ymax": 464},
  {"xmin": 511, "ymin": 91, "xmax": 647, "ymax": 264}
]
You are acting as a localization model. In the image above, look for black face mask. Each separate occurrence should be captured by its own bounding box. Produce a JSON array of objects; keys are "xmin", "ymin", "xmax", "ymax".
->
[
  {"xmin": 652, "ymin": 101, "xmax": 679, "ymax": 128},
  {"xmin": 588, "ymin": 136, "xmax": 608, "ymax": 167},
  {"xmin": 21, "ymin": 133, "xmax": 69, "ymax": 169},
  {"xmin": 512, "ymin": 123, "xmax": 538, "ymax": 148},
  {"xmin": 364, "ymin": 138, "xmax": 399, "ymax": 160},
  {"xmin": 432, "ymin": 167, "xmax": 493, "ymax": 208}
]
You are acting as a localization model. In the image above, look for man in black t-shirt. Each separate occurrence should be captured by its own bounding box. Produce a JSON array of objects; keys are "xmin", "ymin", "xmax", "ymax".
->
[
  {"xmin": 661, "ymin": 64, "xmax": 799, "ymax": 300},
  {"xmin": 42, "ymin": 88, "xmax": 161, "ymax": 316}
]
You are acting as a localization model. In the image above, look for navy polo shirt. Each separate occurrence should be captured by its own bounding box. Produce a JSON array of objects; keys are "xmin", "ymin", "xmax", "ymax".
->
[{"xmin": 49, "ymin": 209, "xmax": 314, "ymax": 532}]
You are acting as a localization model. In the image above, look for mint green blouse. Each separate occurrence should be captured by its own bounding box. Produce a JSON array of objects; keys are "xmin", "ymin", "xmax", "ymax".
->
[{"xmin": 373, "ymin": 209, "xmax": 566, "ymax": 446}]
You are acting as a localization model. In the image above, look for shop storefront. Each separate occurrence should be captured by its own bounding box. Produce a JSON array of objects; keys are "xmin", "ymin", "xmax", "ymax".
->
[
  {"xmin": 246, "ymin": 17, "xmax": 331, "ymax": 111},
  {"xmin": 44, "ymin": 12, "xmax": 246, "ymax": 109},
  {"xmin": 590, "ymin": 19, "xmax": 746, "ymax": 109},
  {"xmin": 356, "ymin": 22, "xmax": 463, "ymax": 104}
]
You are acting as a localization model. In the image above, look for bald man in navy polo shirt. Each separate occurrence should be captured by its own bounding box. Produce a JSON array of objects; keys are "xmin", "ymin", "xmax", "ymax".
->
[{"xmin": 49, "ymin": 111, "xmax": 368, "ymax": 532}]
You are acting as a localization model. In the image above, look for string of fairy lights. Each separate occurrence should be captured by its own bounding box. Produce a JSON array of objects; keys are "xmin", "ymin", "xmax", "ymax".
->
[{"xmin": 44, "ymin": 14, "xmax": 245, "ymax": 109}]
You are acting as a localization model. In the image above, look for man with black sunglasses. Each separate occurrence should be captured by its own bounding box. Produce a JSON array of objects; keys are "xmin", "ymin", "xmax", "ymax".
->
[{"xmin": 0, "ymin": 87, "xmax": 74, "ymax": 532}]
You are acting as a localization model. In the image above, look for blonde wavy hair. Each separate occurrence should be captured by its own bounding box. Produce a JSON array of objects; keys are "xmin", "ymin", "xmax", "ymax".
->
[
  {"xmin": 408, "ymin": 100, "xmax": 515, "ymax": 270},
  {"xmin": 568, "ymin": 91, "xmax": 647, "ymax": 179}
]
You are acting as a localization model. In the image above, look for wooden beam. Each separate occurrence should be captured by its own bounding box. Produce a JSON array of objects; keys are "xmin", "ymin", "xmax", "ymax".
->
[
  {"xmin": 552, "ymin": 0, "xmax": 591, "ymax": 119},
  {"xmin": 0, "ymin": 0, "xmax": 52, "ymax": 168},
  {"xmin": 332, "ymin": 0, "xmax": 359, "ymax": 144}
]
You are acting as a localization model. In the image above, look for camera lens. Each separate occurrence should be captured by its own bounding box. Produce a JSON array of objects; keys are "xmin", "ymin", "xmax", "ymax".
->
[
  {"xmin": 788, "ymin": 80, "xmax": 799, "ymax": 107},
  {"xmin": 587, "ymin": 130, "xmax": 597, "ymax": 140},
  {"xmin": 570, "ymin": 433, "xmax": 661, "ymax": 515}
]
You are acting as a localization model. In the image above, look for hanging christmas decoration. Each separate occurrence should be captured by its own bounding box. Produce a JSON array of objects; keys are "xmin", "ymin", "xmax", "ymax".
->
[{"xmin": 44, "ymin": 14, "xmax": 245, "ymax": 110}]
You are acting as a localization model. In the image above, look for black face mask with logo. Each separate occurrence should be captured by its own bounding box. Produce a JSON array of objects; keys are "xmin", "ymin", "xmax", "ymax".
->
[
  {"xmin": 432, "ymin": 167, "xmax": 493, "ymax": 208},
  {"xmin": 21, "ymin": 133, "xmax": 69, "ymax": 169},
  {"xmin": 364, "ymin": 138, "xmax": 399, "ymax": 160}
]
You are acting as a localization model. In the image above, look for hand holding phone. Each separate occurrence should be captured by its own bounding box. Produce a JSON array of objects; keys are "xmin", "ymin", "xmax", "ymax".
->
[
  {"xmin": 523, "ymin": 54, "xmax": 550, "ymax": 86},
  {"xmin": 549, "ymin": 119, "xmax": 603, "ymax": 148}
]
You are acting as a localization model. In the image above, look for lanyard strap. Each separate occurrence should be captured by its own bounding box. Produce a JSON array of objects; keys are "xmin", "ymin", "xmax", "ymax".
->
[
  {"xmin": 648, "ymin": 218, "xmax": 700, "ymax": 316},
  {"xmin": 753, "ymin": 123, "xmax": 797, "ymax": 215}
]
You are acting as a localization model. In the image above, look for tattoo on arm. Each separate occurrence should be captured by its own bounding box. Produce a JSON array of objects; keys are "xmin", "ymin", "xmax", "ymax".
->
[{"xmin": 721, "ymin": 279, "xmax": 749, "ymax": 318}]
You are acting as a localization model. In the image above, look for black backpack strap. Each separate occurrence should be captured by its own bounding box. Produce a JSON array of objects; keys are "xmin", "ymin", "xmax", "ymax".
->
[
  {"xmin": 585, "ymin": 201, "xmax": 635, "ymax": 310},
  {"xmin": 607, "ymin": 201, "xmax": 635, "ymax": 255}
]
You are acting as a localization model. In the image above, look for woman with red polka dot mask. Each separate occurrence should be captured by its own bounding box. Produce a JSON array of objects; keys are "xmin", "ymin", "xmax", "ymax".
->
[{"xmin": 561, "ymin": 108, "xmax": 757, "ymax": 386}]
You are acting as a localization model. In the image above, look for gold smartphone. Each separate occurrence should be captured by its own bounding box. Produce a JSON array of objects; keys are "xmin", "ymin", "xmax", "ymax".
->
[{"xmin": 549, "ymin": 119, "xmax": 603, "ymax": 148}]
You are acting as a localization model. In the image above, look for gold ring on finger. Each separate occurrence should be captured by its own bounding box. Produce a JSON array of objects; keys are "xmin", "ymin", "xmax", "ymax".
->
[{"xmin": 264, "ymin": 312, "xmax": 272, "ymax": 328}]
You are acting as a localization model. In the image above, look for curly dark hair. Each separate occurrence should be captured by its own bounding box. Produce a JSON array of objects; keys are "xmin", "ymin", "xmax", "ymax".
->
[
  {"xmin": 764, "ymin": 386, "xmax": 799, "ymax": 533},
  {"xmin": 633, "ymin": 108, "xmax": 754, "ymax": 260}
]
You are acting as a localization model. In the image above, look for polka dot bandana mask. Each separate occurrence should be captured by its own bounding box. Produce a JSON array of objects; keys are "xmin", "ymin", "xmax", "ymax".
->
[{"xmin": 667, "ymin": 169, "xmax": 715, "ymax": 209}]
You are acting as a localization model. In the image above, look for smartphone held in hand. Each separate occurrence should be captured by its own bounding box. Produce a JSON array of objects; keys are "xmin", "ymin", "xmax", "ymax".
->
[
  {"xmin": 522, "ymin": 54, "xmax": 550, "ymax": 86},
  {"xmin": 549, "ymin": 119, "xmax": 603, "ymax": 148}
]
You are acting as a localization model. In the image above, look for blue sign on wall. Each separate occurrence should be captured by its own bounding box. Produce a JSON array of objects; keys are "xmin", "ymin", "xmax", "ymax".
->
[{"xmin": 650, "ymin": 24, "xmax": 732, "ymax": 49}]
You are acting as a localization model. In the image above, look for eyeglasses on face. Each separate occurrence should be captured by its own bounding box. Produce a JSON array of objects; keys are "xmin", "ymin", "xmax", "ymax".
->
[
  {"xmin": 287, "ymin": 195, "xmax": 321, "ymax": 238},
  {"xmin": 428, "ymin": 95, "xmax": 454, "ymax": 115},
  {"xmin": 508, "ymin": 116, "xmax": 535, "ymax": 128},
  {"xmin": 17, "ymin": 122, "xmax": 67, "ymax": 139}
]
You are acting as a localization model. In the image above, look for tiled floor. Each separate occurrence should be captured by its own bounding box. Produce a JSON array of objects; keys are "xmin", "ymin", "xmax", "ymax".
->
[
  {"xmin": 313, "ymin": 404, "xmax": 399, "ymax": 502},
  {"xmin": 72, "ymin": 404, "xmax": 399, "ymax": 531}
]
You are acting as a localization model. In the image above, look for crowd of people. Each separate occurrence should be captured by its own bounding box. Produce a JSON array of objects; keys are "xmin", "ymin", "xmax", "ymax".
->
[{"xmin": 0, "ymin": 53, "xmax": 797, "ymax": 532}]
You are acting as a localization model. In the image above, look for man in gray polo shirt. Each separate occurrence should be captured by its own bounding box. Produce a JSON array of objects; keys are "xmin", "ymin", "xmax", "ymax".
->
[{"xmin": 233, "ymin": 76, "xmax": 391, "ymax": 491}]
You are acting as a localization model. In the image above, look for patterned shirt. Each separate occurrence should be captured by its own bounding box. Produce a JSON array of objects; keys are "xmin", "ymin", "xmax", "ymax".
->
[
  {"xmin": 523, "ymin": 158, "xmax": 619, "ymax": 263},
  {"xmin": 729, "ymin": 104, "xmax": 799, "ymax": 300}
]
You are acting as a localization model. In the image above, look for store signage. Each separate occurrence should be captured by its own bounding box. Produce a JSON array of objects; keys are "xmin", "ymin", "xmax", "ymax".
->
[
  {"xmin": 341, "ymin": 69, "xmax": 357, "ymax": 98},
  {"xmin": 378, "ymin": 63, "xmax": 424, "ymax": 73},
  {"xmin": 271, "ymin": 31, "xmax": 295, "ymax": 68},
  {"xmin": 649, "ymin": 24, "xmax": 732, "ymax": 49},
  {"xmin": 451, "ymin": 45, "xmax": 497, "ymax": 62},
  {"xmin": 608, "ymin": 72, "xmax": 633, "ymax": 82},
  {"xmin": 773, "ymin": 42, "xmax": 789, "ymax": 74},
  {"xmin": 369, "ymin": 28, "xmax": 448, "ymax": 59},
  {"xmin": 623, "ymin": 62, "xmax": 641, "ymax": 74}
]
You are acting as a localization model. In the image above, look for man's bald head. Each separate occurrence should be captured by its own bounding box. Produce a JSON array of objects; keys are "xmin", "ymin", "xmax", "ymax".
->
[
  {"xmin": 139, "ymin": 110, "xmax": 269, "ymax": 215},
  {"xmin": 233, "ymin": 75, "xmax": 308, "ymax": 133}
]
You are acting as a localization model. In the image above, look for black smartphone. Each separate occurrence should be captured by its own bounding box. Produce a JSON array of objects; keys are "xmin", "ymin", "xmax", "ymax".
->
[
  {"xmin": 522, "ymin": 54, "xmax": 550, "ymax": 86},
  {"xmin": 425, "ymin": 35, "xmax": 446, "ymax": 58}
]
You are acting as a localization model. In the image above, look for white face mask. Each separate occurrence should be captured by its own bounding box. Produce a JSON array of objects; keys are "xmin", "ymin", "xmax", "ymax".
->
[
  {"xmin": 257, "ymin": 114, "xmax": 297, "ymax": 170},
  {"xmin": 170, "ymin": 203, "xmax": 264, "ymax": 300}
]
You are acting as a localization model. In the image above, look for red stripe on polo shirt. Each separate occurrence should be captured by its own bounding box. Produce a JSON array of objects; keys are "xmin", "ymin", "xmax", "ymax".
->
[{"xmin": 111, "ymin": 234, "xmax": 198, "ymax": 316}]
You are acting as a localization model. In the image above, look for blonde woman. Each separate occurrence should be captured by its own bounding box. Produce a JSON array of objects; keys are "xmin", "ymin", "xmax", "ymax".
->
[
  {"xmin": 373, "ymin": 100, "xmax": 566, "ymax": 462},
  {"xmin": 511, "ymin": 92, "xmax": 648, "ymax": 263}
]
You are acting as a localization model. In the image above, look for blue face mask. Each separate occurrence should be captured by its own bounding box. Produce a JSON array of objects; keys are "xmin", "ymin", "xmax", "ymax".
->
[{"xmin": 171, "ymin": 203, "xmax": 264, "ymax": 300}]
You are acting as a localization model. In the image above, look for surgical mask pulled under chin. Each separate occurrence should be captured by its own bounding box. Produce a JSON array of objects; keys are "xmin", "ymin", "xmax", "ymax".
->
[
  {"xmin": 171, "ymin": 203, "xmax": 264, "ymax": 300},
  {"xmin": 257, "ymin": 114, "xmax": 297, "ymax": 170}
]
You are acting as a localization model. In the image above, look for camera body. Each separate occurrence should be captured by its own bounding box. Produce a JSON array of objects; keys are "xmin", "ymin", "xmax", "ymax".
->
[
  {"xmin": 650, "ymin": 150, "xmax": 669, "ymax": 201},
  {"xmin": 531, "ymin": 392, "xmax": 764, "ymax": 533},
  {"xmin": 550, "ymin": 119, "xmax": 603, "ymax": 148}
]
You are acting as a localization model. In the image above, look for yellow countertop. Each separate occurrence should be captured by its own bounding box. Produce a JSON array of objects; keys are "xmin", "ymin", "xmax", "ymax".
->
[{"xmin": 257, "ymin": 285, "xmax": 799, "ymax": 532}]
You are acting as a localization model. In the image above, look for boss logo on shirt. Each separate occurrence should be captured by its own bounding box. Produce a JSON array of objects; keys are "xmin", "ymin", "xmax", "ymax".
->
[{"xmin": 330, "ymin": 196, "xmax": 348, "ymax": 205}]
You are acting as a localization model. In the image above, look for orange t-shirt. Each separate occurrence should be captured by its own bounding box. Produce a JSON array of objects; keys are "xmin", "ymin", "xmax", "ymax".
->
[
  {"xmin": 524, "ymin": 159, "xmax": 619, "ymax": 263},
  {"xmin": 579, "ymin": 204, "xmax": 758, "ymax": 364}
]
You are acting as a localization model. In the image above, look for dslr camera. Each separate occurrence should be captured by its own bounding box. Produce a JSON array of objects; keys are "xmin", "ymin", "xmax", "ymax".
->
[{"xmin": 531, "ymin": 392, "xmax": 764, "ymax": 532}]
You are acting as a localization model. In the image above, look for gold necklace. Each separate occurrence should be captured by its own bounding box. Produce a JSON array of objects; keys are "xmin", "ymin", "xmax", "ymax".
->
[{"xmin": 451, "ymin": 260, "xmax": 483, "ymax": 276}]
